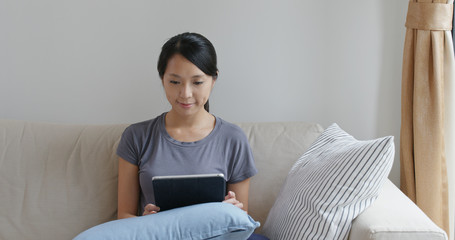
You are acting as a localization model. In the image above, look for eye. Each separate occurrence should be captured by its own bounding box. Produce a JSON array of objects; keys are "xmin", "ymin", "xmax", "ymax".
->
[
  {"xmin": 193, "ymin": 81, "xmax": 204, "ymax": 86},
  {"xmin": 169, "ymin": 80, "xmax": 180, "ymax": 85}
]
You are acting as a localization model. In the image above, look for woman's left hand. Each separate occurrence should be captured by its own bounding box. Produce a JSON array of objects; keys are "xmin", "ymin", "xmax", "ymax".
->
[{"xmin": 223, "ymin": 191, "xmax": 244, "ymax": 210}]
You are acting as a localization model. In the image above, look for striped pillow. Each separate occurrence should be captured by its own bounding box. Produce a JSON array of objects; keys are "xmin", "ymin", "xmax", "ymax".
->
[{"xmin": 262, "ymin": 123, "xmax": 394, "ymax": 240}]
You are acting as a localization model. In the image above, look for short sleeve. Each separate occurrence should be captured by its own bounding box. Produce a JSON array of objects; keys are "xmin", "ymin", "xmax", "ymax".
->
[
  {"xmin": 226, "ymin": 125, "xmax": 258, "ymax": 184},
  {"xmin": 116, "ymin": 125, "xmax": 140, "ymax": 166}
]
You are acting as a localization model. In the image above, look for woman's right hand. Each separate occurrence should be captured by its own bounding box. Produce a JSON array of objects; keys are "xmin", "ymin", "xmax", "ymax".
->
[{"xmin": 142, "ymin": 203, "xmax": 160, "ymax": 216}]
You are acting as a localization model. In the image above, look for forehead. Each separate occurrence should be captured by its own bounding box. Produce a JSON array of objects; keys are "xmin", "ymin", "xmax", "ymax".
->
[{"xmin": 164, "ymin": 54, "xmax": 206, "ymax": 78}]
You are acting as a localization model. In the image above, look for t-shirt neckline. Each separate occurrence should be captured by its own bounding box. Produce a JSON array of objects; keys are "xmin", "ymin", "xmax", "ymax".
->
[{"xmin": 159, "ymin": 112, "xmax": 220, "ymax": 146}]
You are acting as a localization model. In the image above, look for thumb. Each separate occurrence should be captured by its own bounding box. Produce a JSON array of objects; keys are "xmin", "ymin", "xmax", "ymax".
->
[{"xmin": 229, "ymin": 191, "xmax": 236, "ymax": 198}]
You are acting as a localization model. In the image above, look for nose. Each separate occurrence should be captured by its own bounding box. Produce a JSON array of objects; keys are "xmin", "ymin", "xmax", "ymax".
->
[{"xmin": 180, "ymin": 83, "xmax": 192, "ymax": 98}]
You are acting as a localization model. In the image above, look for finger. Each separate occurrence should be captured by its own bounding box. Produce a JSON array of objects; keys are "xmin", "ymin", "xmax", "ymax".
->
[
  {"xmin": 142, "ymin": 211, "xmax": 156, "ymax": 216},
  {"xmin": 144, "ymin": 204, "xmax": 160, "ymax": 214},
  {"xmin": 143, "ymin": 210, "xmax": 157, "ymax": 216},
  {"xmin": 224, "ymin": 193, "xmax": 231, "ymax": 200},
  {"xmin": 235, "ymin": 202, "xmax": 244, "ymax": 209},
  {"xmin": 146, "ymin": 204, "xmax": 160, "ymax": 211},
  {"xmin": 224, "ymin": 191, "xmax": 235, "ymax": 200},
  {"xmin": 229, "ymin": 191, "xmax": 235, "ymax": 198},
  {"xmin": 223, "ymin": 198, "xmax": 244, "ymax": 210},
  {"xmin": 223, "ymin": 198, "xmax": 240, "ymax": 205},
  {"xmin": 145, "ymin": 204, "xmax": 152, "ymax": 212}
]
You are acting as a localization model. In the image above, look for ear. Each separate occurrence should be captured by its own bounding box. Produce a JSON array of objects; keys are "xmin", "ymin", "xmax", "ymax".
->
[{"xmin": 213, "ymin": 71, "xmax": 219, "ymax": 82}]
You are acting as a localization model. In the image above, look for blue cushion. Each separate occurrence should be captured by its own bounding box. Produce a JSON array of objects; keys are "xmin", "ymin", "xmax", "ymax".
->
[{"xmin": 73, "ymin": 202, "xmax": 260, "ymax": 240}]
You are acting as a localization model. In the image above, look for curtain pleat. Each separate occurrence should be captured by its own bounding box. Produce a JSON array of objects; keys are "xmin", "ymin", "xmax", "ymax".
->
[
  {"xmin": 400, "ymin": 0, "xmax": 452, "ymax": 237},
  {"xmin": 445, "ymin": 29, "xmax": 455, "ymax": 240}
]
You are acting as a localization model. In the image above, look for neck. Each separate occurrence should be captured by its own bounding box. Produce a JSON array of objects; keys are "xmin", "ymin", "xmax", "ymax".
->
[{"xmin": 165, "ymin": 110, "xmax": 213, "ymax": 129}]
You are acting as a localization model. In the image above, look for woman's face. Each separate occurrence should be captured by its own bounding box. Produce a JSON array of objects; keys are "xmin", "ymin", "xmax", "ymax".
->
[{"xmin": 162, "ymin": 54, "xmax": 215, "ymax": 117}]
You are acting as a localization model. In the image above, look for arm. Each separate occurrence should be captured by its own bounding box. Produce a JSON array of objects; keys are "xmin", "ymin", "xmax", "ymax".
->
[
  {"xmin": 117, "ymin": 157, "xmax": 140, "ymax": 219},
  {"xmin": 225, "ymin": 178, "xmax": 251, "ymax": 212},
  {"xmin": 118, "ymin": 157, "xmax": 160, "ymax": 219}
]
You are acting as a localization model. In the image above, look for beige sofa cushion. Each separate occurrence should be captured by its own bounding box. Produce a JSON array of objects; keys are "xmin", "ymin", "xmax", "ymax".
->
[
  {"xmin": 349, "ymin": 180, "xmax": 448, "ymax": 240},
  {"xmin": 0, "ymin": 120, "xmax": 127, "ymax": 240}
]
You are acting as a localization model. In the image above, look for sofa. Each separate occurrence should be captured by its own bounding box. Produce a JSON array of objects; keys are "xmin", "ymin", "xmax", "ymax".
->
[{"xmin": 0, "ymin": 119, "xmax": 448, "ymax": 240}]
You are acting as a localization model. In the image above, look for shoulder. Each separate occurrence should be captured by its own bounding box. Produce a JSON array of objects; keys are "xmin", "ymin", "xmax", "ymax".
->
[
  {"xmin": 122, "ymin": 114, "xmax": 164, "ymax": 137},
  {"xmin": 216, "ymin": 117, "xmax": 248, "ymax": 142},
  {"xmin": 127, "ymin": 118, "xmax": 157, "ymax": 130}
]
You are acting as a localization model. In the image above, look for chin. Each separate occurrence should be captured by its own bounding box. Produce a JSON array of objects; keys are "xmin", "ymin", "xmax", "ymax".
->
[{"xmin": 173, "ymin": 107, "xmax": 202, "ymax": 116}]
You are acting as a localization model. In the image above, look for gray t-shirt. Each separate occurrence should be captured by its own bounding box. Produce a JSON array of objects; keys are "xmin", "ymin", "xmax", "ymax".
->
[{"xmin": 116, "ymin": 112, "xmax": 257, "ymax": 214}]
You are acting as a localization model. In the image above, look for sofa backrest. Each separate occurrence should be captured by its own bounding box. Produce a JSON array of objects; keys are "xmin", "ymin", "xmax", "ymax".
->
[
  {"xmin": 0, "ymin": 119, "xmax": 323, "ymax": 239},
  {"xmin": 0, "ymin": 120, "xmax": 128, "ymax": 240}
]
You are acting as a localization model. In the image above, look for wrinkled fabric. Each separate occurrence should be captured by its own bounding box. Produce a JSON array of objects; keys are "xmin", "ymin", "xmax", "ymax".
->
[{"xmin": 400, "ymin": 0, "xmax": 452, "ymax": 236}]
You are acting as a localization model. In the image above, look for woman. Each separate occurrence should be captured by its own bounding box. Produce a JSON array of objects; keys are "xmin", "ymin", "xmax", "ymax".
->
[{"xmin": 116, "ymin": 32, "xmax": 258, "ymax": 219}]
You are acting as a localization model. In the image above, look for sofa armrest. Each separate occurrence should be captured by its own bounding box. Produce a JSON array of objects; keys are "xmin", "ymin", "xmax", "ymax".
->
[{"xmin": 349, "ymin": 179, "xmax": 447, "ymax": 240}]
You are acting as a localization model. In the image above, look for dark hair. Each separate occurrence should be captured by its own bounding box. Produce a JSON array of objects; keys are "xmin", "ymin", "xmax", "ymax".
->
[{"xmin": 157, "ymin": 32, "xmax": 218, "ymax": 112}]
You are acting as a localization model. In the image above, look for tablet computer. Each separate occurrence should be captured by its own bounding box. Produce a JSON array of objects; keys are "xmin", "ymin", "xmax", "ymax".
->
[{"xmin": 152, "ymin": 173, "xmax": 226, "ymax": 211}]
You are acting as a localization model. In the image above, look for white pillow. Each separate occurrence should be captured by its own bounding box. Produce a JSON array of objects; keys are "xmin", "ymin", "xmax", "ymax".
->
[{"xmin": 262, "ymin": 123, "xmax": 394, "ymax": 240}]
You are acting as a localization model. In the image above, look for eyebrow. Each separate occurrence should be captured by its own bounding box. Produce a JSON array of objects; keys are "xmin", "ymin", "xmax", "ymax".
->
[
  {"xmin": 168, "ymin": 73, "xmax": 181, "ymax": 79},
  {"xmin": 192, "ymin": 74, "xmax": 205, "ymax": 78},
  {"xmin": 168, "ymin": 73, "xmax": 205, "ymax": 79}
]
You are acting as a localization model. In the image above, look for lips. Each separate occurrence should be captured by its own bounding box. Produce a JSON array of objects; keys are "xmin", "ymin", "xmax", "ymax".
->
[{"xmin": 179, "ymin": 102, "xmax": 194, "ymax": 108}]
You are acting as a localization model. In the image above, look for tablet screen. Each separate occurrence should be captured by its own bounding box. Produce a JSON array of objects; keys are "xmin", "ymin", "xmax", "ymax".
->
[{"xmin": 152, "ymin": 173, "xmax": 226, "ymax": 211}]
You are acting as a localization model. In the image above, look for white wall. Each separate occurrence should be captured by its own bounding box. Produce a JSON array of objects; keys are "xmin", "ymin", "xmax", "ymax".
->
[{"xmin": 0, "ymin": 0, "xmax": 408, "ymax": 185}]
